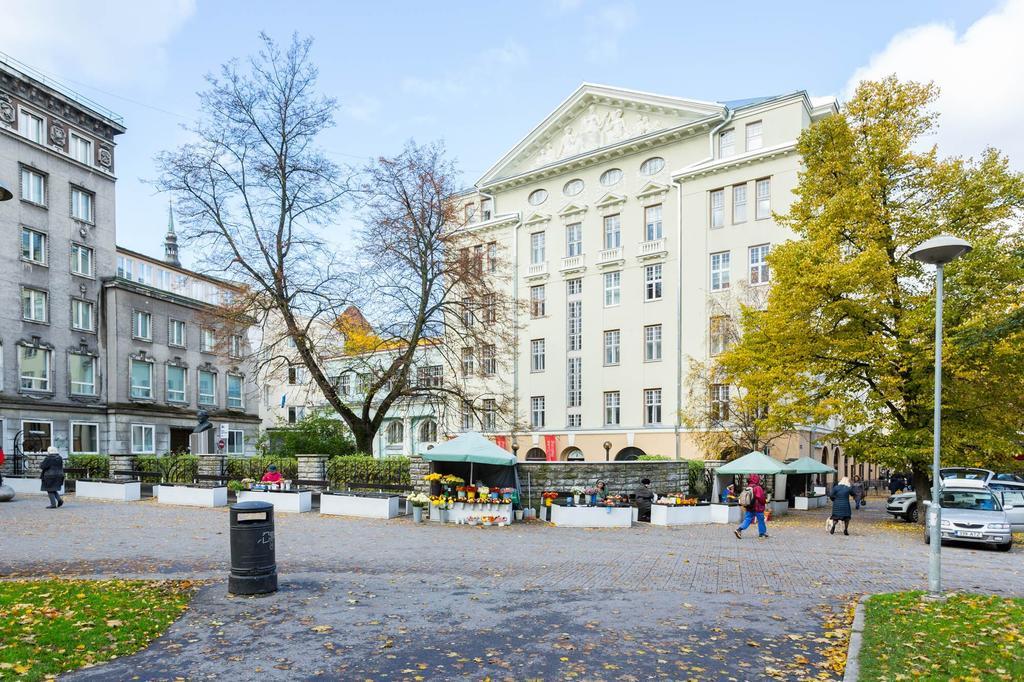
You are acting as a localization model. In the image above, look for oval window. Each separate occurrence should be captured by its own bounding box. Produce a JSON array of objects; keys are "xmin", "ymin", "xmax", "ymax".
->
[
  {"xmin": 563, "ymin": 179, "xmax": 584, "ymax": 196},
  {"xmin": 600, "ymin": 168, "xmax": 623, "ymax": 186},
  {"xmin": 528, "ymin": 189, "xmax": 548, "ymax": 206},
  {"xmin": 640, "ymin": 157, "xmax": 665, "ymax": 176}
]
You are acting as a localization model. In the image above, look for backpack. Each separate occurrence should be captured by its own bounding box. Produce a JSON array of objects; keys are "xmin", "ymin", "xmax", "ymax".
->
[{"xmin": 738, "ymin": 487, "xmax": 754, "ymax": 508}]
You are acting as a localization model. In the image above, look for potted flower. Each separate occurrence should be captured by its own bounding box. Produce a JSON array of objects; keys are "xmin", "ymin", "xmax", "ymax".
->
[
  {"xmin": 541, "ymin": 491, "xmax": 559, "ymax": 507},
  {"xmin": 584, "ymin": 487, "xmax": 598, "ymax": 506},
  {"xmin": 466, "ymin": 485, "xmax": 477, "ymax": 501},
  {"xmin": 409, "ymin": 492, "xmax": 430, "ymax": 523},
  {"xmin": 570, "ymin": 485, "xmax": 585, "ymax": 506}
]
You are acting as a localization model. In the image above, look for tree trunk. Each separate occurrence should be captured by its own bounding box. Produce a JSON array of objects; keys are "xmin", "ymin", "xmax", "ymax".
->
[
  {"xmin": 348, "ymin": 421, "xmax": 376, "ymax": 456},
  {"xmin": 911, "ymin": 462, "xmax": 931, "ymax": 524}
]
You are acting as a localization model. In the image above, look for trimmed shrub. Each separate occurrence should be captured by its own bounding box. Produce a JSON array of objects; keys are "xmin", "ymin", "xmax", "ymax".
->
[
  {"xmin": 67, "ymin": 454, "xmax": 109, "ymax": 479},
  {"xmin": 637, "ymin": 454, "xmax": 671, "ymax": 461},
  {"xmin": 258, "ymin": 412, "xmax": 356, "ymax": 457},
  {"xmin": 226, "ymin": 455, "xmax": 298, "ymax": 481},
  {"xmin": 327, "ymin": 455, "xmax": 410, "ymax": 488},
  {"xmin": 135, "ymin": 454, "xmax": 199, "ymax": 483},
  {"xmin": 688, "ymin": 459, "xmax": 708, "ymax": 500}
]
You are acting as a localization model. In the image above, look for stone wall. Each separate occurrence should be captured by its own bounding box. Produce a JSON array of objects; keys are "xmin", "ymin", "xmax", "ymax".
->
[
  {"xmin": 409, "ymin": 455, "xmax": 430, "ymax": 495},
  {"xmin": 296, "ymin": 454, "xmax": 328, "ymax": 485},
  {"xmin": 518, "ymin": 461, "xmax": 694, "ymax": 500},
  {"xmin": 198, "ymin": 454, "xmax": 227, "ymax": 478},
  {"xmin": 109, "ymin": 454, "xmax": 136, "ymax": 480}
]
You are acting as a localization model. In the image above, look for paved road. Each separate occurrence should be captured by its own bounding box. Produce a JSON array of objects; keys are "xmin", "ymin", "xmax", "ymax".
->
[{"xmin": 2, "ymin": 494, "xmax": 1021, "ymax": 681}]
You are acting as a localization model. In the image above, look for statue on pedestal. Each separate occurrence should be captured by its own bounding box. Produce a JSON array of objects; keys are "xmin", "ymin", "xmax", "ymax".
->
[{"xmin": 190, "ymin": 410, "xmax": 215, "ymax": 455}]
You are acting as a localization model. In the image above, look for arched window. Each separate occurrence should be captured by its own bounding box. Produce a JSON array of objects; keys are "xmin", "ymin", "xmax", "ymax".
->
[
  {"xmin": 418, "ymin": 419, "xmax": 437, "ymax": 443},
  {"xmin": 525, "ymin": 447, "xmax": 546, "ymax": 461},
  {"xmin": 615, "ymin": 446, "xmax": 645, "ymax": 461},
  {"xmin": 562, "ymin": 447, "xmax": 584, "ymax": 461},
  {"xmin": 386, "ymin": 421, "xmax": 404, "ymax": 445}
]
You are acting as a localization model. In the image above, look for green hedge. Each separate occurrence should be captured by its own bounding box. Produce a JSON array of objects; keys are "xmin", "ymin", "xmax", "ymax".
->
[
  {"xmin": 135, "ymin": 455, "xmax": 199, "ymax": 483},
  {"xmin": 226, "ymin": 455, "xmax": 298, "ymax": 481},
  {"xmin": 637, "ymin": 454, "xmax": 671, "ymax": 461},
  {"xmin": 67, "ymin": 455, "xmax": 110, "ymax": 479},
  {"xmin": 327, "ymin": 455, "xmax": 410, "ymax": 488}
]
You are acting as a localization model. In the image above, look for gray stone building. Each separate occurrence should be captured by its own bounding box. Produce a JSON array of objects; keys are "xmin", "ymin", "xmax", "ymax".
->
[
  {"xmin": 0, "ymin": 55, "xmax": 259, "ymax": 465},
  {"xmin": 0, "ymin": 54, "xmax": 122, "ymax": 460}
]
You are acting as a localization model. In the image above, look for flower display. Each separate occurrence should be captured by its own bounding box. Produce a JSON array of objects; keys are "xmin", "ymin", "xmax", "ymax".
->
[
  {"xmin": 424, "ymin": 473, "xmax": 442, "ymax": 482},
  {"xmin": 441, "ymin": 474, "xmax": 465, "ymax": 485},
  {"xmin": 570, "ymin": 485, "xmax": 585, "ymax": 496},
  {"xmin": 584, "ymin": 487, "xmax": 597, "ymax": 495},
  {"xmin": 408, "ymin": 492, "xmax": 431, "ymax": 508}
]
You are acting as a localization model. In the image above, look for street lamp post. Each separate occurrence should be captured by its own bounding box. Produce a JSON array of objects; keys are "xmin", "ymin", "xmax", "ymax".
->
[{"xmin": 909, "ymin": 234, "xmax": 972, "ymax": 599}]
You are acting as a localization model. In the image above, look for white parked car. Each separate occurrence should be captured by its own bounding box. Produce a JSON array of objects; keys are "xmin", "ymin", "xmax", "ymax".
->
[
  {"xmin": 886, "ymin": 467, "xmax": 1024, "ymax": 523},
  {"xmin": 923, "ymin": 479, "xmax": 1013, "ymax": 551}
]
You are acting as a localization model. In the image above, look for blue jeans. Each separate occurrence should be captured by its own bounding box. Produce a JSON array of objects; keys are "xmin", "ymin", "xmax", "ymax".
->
[{"xmin": 737, "ymin": 511, "xmax": 767, "ymax": 536}]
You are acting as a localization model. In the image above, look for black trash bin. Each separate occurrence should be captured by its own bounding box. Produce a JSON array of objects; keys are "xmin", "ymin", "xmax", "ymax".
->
[{"xmin": 228, "ymin": 500, "xmax": 278, "ymax": 595}]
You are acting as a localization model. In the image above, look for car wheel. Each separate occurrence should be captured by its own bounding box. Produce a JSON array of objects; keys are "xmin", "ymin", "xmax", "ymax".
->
[
  {"xmin": 998, "ymin": 541, "xmax": 1013, "ymax": 552},
  {"xmin": 924, "ymin": 531, "xmax": 930, "ymax": 545},
  {"xmin": 906, "ymin": 504, "xmax": 919, "ymax": 523}
]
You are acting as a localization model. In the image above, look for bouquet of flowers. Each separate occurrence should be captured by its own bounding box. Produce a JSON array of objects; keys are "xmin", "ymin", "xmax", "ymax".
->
[
  {"xmin": 442, "ymin": 474, "xmax": 465, "ymax": 486},
  {"xmin": 424, "ymin": 473, "xmax": 442, "ymax": 482},
  {"xmin": 466, "ymin": 485, "xmax": 478, "ymax": 500},
  {"xmin": 409, "ymin": 492, "xmax": 431, "ymax": 508},
  {"xmin": 477, "ymin": 485, "xmax": 490, "ymax": 497},
  {"xmin": 570, "ymin": 485, "xmax": 585, "ymax": 496},
  {"xmin": 584, "ymin": 487, "xmax": 598, "ymax": 495}
]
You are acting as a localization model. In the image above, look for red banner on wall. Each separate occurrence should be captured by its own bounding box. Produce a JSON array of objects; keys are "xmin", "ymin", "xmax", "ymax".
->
[
  {"xmin": 495, "ymin": 436, "xmax": 507, "ymax": 450},
  {"xmin": 544, "ymin": 435, "xmax": 557, "ymax": 461}
]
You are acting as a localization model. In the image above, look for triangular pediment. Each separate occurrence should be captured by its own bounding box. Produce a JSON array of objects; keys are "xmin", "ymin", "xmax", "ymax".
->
[
  {"xmin": 636, "ymin": 181, "xmax": 670, "ymax": 200},
  {"xmin": 558, "ymin": 203, "xmax": 587, "ymax": 218},
  {"xmin": 523, "ymin": 211, "xmax": 551, "ymax": 226},
  {"xmin": 478, "ymin": 84, "xmax": 723, "ymax": 186},
  {"xmin": 595, "ymin": 192, "xmax": 627, "ymax": 209}
]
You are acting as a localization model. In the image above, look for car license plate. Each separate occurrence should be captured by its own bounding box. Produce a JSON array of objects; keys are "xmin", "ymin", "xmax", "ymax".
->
[{"xmin": 956, "ymin": 530, "xmax": 984, "ymax": 538}]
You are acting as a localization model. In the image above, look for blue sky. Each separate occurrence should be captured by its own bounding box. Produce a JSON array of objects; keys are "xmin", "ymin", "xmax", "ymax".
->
[{"xmin": 2, "ymin": 0, "xmax": 1017, "ymax": 266}]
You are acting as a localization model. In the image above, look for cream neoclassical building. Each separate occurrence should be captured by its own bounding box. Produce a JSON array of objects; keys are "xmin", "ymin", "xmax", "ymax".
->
[{"xmin": 453, "ymin": 84, "xmax": 867, "ymax": 472}]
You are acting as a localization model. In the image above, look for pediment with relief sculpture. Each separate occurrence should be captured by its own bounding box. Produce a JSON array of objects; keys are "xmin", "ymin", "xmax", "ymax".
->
[{"xmin": 479, "ymin": 84, "xmax": 723, "ymax": 187}]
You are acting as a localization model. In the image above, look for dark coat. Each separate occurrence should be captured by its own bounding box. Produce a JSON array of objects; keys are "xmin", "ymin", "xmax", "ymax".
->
[
  {"xmin": 830, "ymin": 484, "xmax": 854, "ymax": 519},
  {"xmin": 635, "ymin": 487, "xmax": 654, "ymax": 512},
  {"xmin": 39, "ymin": 454, "xmax": 65, "ymax": 492}
]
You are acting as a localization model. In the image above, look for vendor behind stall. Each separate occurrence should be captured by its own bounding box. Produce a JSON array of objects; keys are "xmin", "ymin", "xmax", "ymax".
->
[
  {"xmin": 595, "ymin": 480, "xmax": 608, "ymax": 502},
  {"xmin": 635, "ymin": 478, "xmax": 656, "ymax": 522},
  {"xmin": 261, "ymin": 465, "xmax": 283, "ymax": 483}
]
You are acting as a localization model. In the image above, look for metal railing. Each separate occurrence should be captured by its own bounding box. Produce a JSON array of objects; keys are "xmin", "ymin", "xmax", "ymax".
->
[{"xmin": 0, "ymin": 50, "xmax": 124, "ymax": 125}]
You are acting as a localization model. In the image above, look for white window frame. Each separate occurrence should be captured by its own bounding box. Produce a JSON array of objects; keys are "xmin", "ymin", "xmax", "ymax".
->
[
  {"xmin": 710, "ymin": 316, "xmax": 731, "ymax": 356},
  {"xmin": 71, "ymin": 299, "xmax": 94, "ymax": 332},
  {"xmin": 640, "ymin": 157, "xmax": 665, "ymax": 176},
  {"xmin": 70, "ymin": 242, "xmax": 94, "ymax": 277},
  {"xmin": 70, "ymin": 421, "xmax": 100, "ymax": 454},
  {"xmin": 20, "ymin": 420, "xmax": 53, "ymax": 452},
  {"xmin": 386, "ymin": 420, "xmax": 404, "ymax": 445},
  {"xmin": 166, "ymin": 364, "xmax": 187, "ymax": 403},
  {"xmin": 733, "ymin": 184, "xmax": 747, "ymax": 224},
  {"xmin": 644, "ymin": 324, "xmax": 662, "ymax": 362},
  {"xmin": 710, "ymin": 251, "xmax": 731, "ymax": 291},
  {"xmin": 20, "ymin": 166, "xmax": 45, "ymax": 204},
  {"xmin": 530, "ymin": 396, "xmax": 545, "ymax": 429},
  {"xmin": 227, "ymin": 429, "xmax": 245, "ymax": 455},
  {"xmin": 69, "ymin": 353, "xmax": 97, "ymax": 396},
  {"xmin": 200, "ymin": 328, "xmax": 215, "ymax": 352},
  {"xmin": 229, "ymin": 334, "xmax": 243, "ymax": 358},
  {"xmin": 487, "ymin": 242, "xmax": 498, "ymax": 272},
  {"xmin": 567, "ymin": 300, "xmax": 582, "ymax": 351},
  {"xmin": 132, "ymin": 310, "xmax": 152, "ymax": 341},
  {"xmin": 483, "ymin": 398, "xmax": 497, "ymax": 432},
  {"xmin": 755, "ymin": 178, "xmax": 771, "ymax": 220},
  {"xmin": 566, "ymin": 357, "xmax": 581, "ymax": 408},
  {"xmin": 18, "ymin": 345, "xmax": 51, "ymax": 392},
  {"xmin": 604, "ymin": 391, "xmax": 620, "ymax": 426},
  {"xmin": 70, "ymin": 132, "xmax": 93, "ymax": 165},
  {"xmin": 604, "ymin": 329, "xmax": 620, "ymax": 366},
  {"xmin": 198, "ymin": 369, "xmax": 216, "ymax": 406},
  {"xmin": 22, "ymin": 287, "xmax": 48, "ymax": 323},
  {"xmin": 168, "ymin": 319, "xmax": 186, "ymax": 348},
  {"xmin": 419, "ymin": 419, "xmax": 438, "ymax": 443},
  {"xmin": 603, "ymin": 214, "xmax": 621, "ymax": 249},
  {"xmin": 130, "ymin": 423, "xmax": 155, "ymax": 454},
  {"xmin": 603, "ymin": 271, "xmax": 621, "ymax": 307},
  {"xmin": 644, "ymin": 264, "xmax": 663, "ymax": 301},
  {"xmin": 746, "ymin": 120, "xmax": 763, "ymax": 151},
  {"xmin": 21, "ymin": 227, "xmax": 47, "ymax": 265},
  {"xmin": 530, "ymin": 231, "xmax": 546, "ymax": 265},
  {"xmin": 530, "ymin": 285, "xmax": 545, "ymax": 318},
  {"xmin": 70, "ymin": 186, "xmax": 94, "ymax": 223},
  {"xmin": 566, "ymin": 222, "xmax": 582, "ymax": 257},
  {"xmin": 749, "ymin": 244, "xmax": 770, "ymax": 285},
  {"xmin": 711, "ymin": 384, "xmax": 730, "ymax": 422},
  {"xmin": 461, "ymin": 347, "xmax": 474, "ymax": 375},
  {"xmin": 226, "ymin": 373, "xmax": 244, "ymax": 409},
  {"xmin": 530, "ymin": 339, "xmax": 545, "ymax": 372},
  {"xmin": 710, "ymin": 189, "xmax": 725, "ymax": 229},
  {"xmin": 644, "ymin": 388, "xmax": 662, "ymax": 425},
  {"xmin": 644, "ymin": 204, "xmax": 663, "ymax": 241},
  {"xmin": 129, "ymin": 358, "xmax": 154, "ymax": 399},
  {"xmin": 482, "ymin": 345, "xmax": 497, "ymax": 376},
  {"xmin": 19, "ymin": 108, "xmax": 45, "ymax": 144},
  {"xmin": 718, "ymin": 128, "xmax": 735, "ymax": 157}
]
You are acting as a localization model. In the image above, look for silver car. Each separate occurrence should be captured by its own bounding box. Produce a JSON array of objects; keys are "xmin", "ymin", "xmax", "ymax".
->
[
  {"xmin": 924, "ymin": 480, "xmax": 1013, "ymax": 551},
  {"xmin": 999, "ymin": 489, "xmax": 1024, "ymax": 532}
]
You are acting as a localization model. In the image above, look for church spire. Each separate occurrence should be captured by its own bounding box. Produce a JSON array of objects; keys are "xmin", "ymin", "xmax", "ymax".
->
[{"xmin": 164, "ymin": 199, "xmax": 181, "ymax": 267}]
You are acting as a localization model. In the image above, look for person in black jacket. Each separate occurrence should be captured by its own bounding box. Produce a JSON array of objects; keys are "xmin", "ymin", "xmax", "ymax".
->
[
  {"xmin": 829, "ymin": 477, "xmax": 854, "ymax": 535},
  {"xmin": 635, "ymin": 478, "xmax": 655, "ymax": 522},
  {"xmin": 39, "ymin": 446, "xmax": 65, "ymax": 509}
]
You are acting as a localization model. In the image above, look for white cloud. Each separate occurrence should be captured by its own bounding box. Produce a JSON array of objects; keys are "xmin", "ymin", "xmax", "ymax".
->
[
  {"xmin": 343, "ymin": 94, "xmax": 381, "ymax": 122},
  {"xmin": 584, "ymin": 2, "xmax": 636, "ymax": 63},
  {"xmin": 0, "ymin": 0, "xmax": 196, "ymax": 87},
  {"xmin": 401, "ymin": 40, "xmax": 529, "ymax": 99},
  {"xmin": 846, "ymin": 0, "xmax": 1024, "ymax": 166}
]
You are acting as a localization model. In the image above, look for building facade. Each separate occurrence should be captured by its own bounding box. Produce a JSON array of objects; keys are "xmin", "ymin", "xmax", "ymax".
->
[{"xmin": 454, "ymin": 84, "xmax": 859, "ymax": 471}]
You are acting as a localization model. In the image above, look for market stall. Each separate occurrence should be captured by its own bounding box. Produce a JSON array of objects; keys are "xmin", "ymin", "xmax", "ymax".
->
[
  {"xmin": 651, "ymin": 496, "xmax": 712, "ymax": 526},
  {"xmin": 419, "ymin": 431, "xmax": 519, "ymax": 526},
  {"xmin": 783, "ymin": 456, "xmax": 836, "ymax": 509},
  {"xmin": 712, "ymin": 451, "xmax": 790, "ymax": 522}
]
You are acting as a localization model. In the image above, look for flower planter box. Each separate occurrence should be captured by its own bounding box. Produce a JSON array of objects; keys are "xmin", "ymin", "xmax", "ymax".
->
[
  {"xmin": 814, "ymin": 486, "xmax": 827, "ymax": 496},
  {"xmin": 770, "ymin": 500, "xmax": 789, "ymax": 517},
  {"xmin": 651, "ymin": 504, "xmax": 712, "ymax": 526},
  {"xmin": 710, "ymin": 503, "xmax": 743, "ymax": 524},
  {"xmin": 794, "ymin": 496, "xmax": 820, "ymax": 510},
  {"xmin": 320, "ymin": 492, "xmax": 400, "ymax": 519},
  {"xmin": 155, "ymin": 484, "xmax": 227, "ymax": 508},
  {"xmin": 76, "ymin": 480, "xmax": 141, "ymax": 502},
  {"xmin": 550, "ymin": 505, "xmax": 632, "ymax": 528},
  {"xmin": 446, "ymin": 502, "xmax": 513, "ymax": 525},
  {"xmin": 2, "ymin": 476, "xmax": 63, "ymax": 496},
  {"xmin": 236, "ymin": 489, "xmax": 311, "ymax": 513}
]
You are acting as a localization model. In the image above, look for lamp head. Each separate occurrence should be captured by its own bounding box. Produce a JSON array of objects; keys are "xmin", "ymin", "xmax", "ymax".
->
[
  {"xmin": 0, "ymin": 181, "xmax": 13, "ymax": 202},
  {"xmin": 909, "ymin": 234, "xmax": 972, "ymax": 266}
]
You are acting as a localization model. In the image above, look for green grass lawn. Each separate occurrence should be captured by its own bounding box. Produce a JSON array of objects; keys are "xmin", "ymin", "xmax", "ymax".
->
[
  {"xmin": 0, "ymin": 579, "xmax": 195, "ymax": 681},
  {"xmin": 859, "ymin": 591, "xmax": 1024, "ymax": 681}
]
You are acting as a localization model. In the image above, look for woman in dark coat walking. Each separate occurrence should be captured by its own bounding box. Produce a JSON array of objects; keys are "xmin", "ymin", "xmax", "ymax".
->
[
  {"xmin": 39, "ymin": 446, "xmax": 65, "ymax": 508},
  {"xmin": 829, "ymin": 476, "xmax": 854, "ymax": 535}
]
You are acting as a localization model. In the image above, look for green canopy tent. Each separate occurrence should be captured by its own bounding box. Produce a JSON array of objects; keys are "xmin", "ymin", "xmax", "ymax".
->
[
  {"xmin": 419, "ymin": 431, "xmax": 518, "ymax": 494},
  {"xmin": 715, "ymin": 451, "xmax": 788, "ymax": 475},
  {"xmin": 782, "ymin": 456, "xmax": 836, "ymax": 496}
]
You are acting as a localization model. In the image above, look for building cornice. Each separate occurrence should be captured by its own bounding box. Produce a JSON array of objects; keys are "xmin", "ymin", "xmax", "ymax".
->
[{"xmin": 671, "ymin": 142, "xmax": 798, "ymax": 182}]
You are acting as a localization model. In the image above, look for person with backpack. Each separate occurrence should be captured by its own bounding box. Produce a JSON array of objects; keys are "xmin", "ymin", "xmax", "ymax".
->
[{"xmin": 733, "ymin": 473, "xmax": 768, "ymax": 539}]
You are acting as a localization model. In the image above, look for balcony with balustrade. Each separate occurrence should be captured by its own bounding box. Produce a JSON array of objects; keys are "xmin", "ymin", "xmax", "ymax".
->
[
  {"xmin": 637, "ymin": 237, "xmax": 667, "ymax": 261},
  {"xmin": 559, "ymin": 254, "xmax": 586, "ymax": 275},
  {"xmin": 525, "ymin": 261, "xmax": 549, "ymax": 280},
  {"xmin": 597, "ymin": 246, "xmax": 624, "ymax": 268}
]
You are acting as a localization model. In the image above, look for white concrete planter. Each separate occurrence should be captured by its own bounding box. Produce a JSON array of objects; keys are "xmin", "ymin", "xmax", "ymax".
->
[
  {"xmin": 770, "ymin": 500, "xmax": 789, "ymax": 516},
  {"xmin": 237, "ymin": 489, "xmax": 311, "ymax": 513},
  {"xmin": 156, "ymin": 484, "xmax": 227, "ymax": 507},
  {"xmin": 320, "ymin": 493, "xmax": 400, "ymax": 519},
  {"xmin": 794, "ymin": 496, "xmax": 813, "ymax": 510},
  {"xmin": 550, "ymin": 505, "xmax": 632, "ymax": 528},
  {"xmin": 710, "ymin": 503, "xmax": 743, "ymax": 524},
  {"xmin": 3, "ymin": 476, "xmax": 63, "ymax": 495},
  {"xmin": 651, "ymin": 504, "xmax": 712, "ymax": 526},
  {"xmin": 446, "ymin": 502, "xmax": 513, "ymax": 525},
  {"xmin": 76, "ymin": 480, "xmax": 142, "ymax": 502},
  {"xmin": 814, "ymin": 486, "xmax": 827, "ymax": 496}
]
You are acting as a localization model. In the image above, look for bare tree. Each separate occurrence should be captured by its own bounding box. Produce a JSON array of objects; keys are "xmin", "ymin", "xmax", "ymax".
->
[{"xmin": 157, "ymin": 34, "xmax": 516, "ymax": 453}]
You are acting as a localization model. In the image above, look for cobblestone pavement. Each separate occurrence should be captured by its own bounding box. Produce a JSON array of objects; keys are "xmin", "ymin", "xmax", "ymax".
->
[{"xmin": 2, "ymin": 493, "xmax": 1022, "ymax": 680}]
